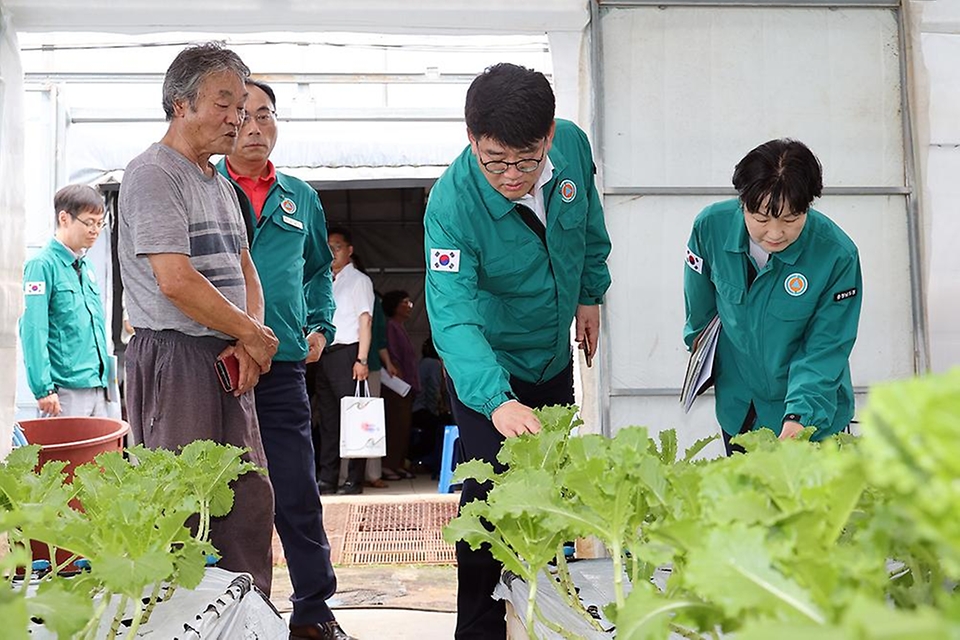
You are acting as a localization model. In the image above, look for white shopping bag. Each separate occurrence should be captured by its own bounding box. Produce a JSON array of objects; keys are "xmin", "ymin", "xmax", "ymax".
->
[{"xmin": 339, "ymin": 381, "xmax": 386, "ymax": 458}]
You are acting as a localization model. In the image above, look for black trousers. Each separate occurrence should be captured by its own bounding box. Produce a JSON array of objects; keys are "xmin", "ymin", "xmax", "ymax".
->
[
  {"xmin": 722, "ymin": 402, "xmax": 757, "ymax": 456},
  {"xmin": 312, "ymin": 343, "xmax": 365, "ymax": 488},
  {"xmin": 448, "ymin": 360, "xmax": 574, "ymax": 640},
  {"xmin": 255, "ymin": 361, "xmax": 337, "ymax": 625}
]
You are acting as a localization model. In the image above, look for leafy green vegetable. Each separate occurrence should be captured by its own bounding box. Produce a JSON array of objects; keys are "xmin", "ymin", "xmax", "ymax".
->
[
  {"xmin": 0, "ymin": 439, "xmax": 260, "ymax": 638},
  {"xmin": 444, "ymin": 369, "xmax": 960, "ymax": 639}
]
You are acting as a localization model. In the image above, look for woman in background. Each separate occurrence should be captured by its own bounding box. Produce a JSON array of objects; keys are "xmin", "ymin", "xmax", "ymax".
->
[{"xmin": 381, "ymin": 290, "xmax": 421, "ymax": 480}]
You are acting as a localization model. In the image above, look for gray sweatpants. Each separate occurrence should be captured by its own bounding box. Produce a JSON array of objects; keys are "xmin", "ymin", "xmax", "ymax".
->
[
  {"xmin": 54, "ymin": 387, "xmax": 109, "ymax": 418},
  {"xmin": 124, "ymin": 328, "xmax": 275, "ymax": 594}
]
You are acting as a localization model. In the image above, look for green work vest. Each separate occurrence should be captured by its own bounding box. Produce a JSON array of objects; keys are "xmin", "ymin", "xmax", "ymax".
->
[
  {"xmin": 424, "ymin": 119, "xmax": 612, "ymax": 418},
  {"xmin": 684, "ymin": 199, "xmax": 862, "ymax": 440},
  {"xmin": 20, "ymin": 239, "xmax": 109, "ymax": 399},
  {"xmin": 217, "ymin": 161, "xmax": 336, "ymax": 362}
]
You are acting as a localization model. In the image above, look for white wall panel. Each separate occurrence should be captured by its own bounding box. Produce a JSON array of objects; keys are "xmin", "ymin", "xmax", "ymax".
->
[
  {"xmin": 599, "ymin": 6, "xmax": 904, "ymax": 188},
  {"xmin": 926, "ymin": 146, "xmax": 960, "ymax": 373},
  {"xmin": 0, "ymin": 9, "xmax": 25, "ymax": 457},
  {"xmin": 922, "ymin": 32, "xmax": 960, "ymax": 372},
  {"xmin": 604, "ymin": 194, "xmax": 714, "ymax": 391},
  {"xmin": 604, "ymin": 194, "xmax": 915, "ymax": 390},
  {"xmin": 923, "ymin": 34, "xmax": 960, "ymax": 144},
  {"xmin": 609, "ymin": 394, "xmax": 727, "ymax": 461}
]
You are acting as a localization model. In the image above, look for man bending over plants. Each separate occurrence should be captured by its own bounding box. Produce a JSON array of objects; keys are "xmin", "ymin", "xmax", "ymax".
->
[{"xmin": 424, "ymin": 63, "xmax": 612, "ymax": 638}]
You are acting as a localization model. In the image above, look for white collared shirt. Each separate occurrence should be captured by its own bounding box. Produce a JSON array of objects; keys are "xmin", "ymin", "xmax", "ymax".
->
[
  {"xmin": 749, "ymin": 238, "xmax": 770, "ymax": 270},
  {"xmin": 511, "ymin": 156, "xmax": 555, "ymax": 226},
  {"xmin": 331, "ymin": 262, "xmax": 374, "ymax": 345},
  {"xmin": 54, "ymin": 237, "xmax": 85, "ymax": 261}
]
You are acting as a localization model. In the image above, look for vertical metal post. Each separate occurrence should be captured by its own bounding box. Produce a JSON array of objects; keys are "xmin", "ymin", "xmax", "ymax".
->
[
  {"xmin": 896, "ymin": 0, "xmax": 931, "ymax": 373},
  {"xmin": 590, "ymin": 0, "xmax": 615, "ymax": 437}
]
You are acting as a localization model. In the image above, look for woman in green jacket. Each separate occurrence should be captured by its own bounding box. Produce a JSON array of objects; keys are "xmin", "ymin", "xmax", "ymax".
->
[{"xmin": 684, "ymin": 139, "xmax": 862, "ymax": 455}]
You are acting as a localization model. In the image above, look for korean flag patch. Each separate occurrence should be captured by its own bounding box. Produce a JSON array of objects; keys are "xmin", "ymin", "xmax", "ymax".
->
[
  {"xmin": 24, "ymin": 281, "xmax": 45, "ymax": 296},
  {"xmin": 431, "ymin": 249, "xmax": 460, "ymax": 273},
  {"xmin": 685, "ymin": 247, "xmax": 703, "ymax": 274}
]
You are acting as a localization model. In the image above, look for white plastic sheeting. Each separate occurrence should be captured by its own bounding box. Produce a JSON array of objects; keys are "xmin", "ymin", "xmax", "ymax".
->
[
  {"xmin": 1, "ymin": 0, "xmax": 590, "ymax": 36},
  {"xmin": 599, "ymin": 7, "xmax": 906, "ymax": 190},
  {"xmin": 64, "ymin": 120, "xmax": 468, "ymax": 187},
  {"xmin": 0, "ymin": 7, "xmax": 24, "ymax": 458},
  {"xmin": 921, "ymin": 12, "xmax": 960, "ymax": 373},
  {"xmin": 26, "ymin": 568, "xmax": 288, "ymax": 639}
]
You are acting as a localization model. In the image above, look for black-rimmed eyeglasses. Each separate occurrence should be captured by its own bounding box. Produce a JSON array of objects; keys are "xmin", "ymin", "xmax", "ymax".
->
[{"xmin": 477, "ymin": 141, "xmax": 545, "ymax": 175}]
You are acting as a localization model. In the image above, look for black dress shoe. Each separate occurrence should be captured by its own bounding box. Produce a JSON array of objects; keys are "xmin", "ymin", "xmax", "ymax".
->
[
  {"xmin": 317, "ymin": 481, "xmax": 337, "ymax": 495},
  {"xmin": 289, "ymin": 620, "xmax": 357, "ymax": 640},
  {"xmin": 337, "ymin": 481, "xmax": 362, "ymax": 495}
]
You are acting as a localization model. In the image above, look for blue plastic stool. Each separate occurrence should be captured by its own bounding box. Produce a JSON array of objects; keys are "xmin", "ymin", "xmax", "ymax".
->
[
  {"xmin": 437, "ymin": 424, "xmax": 460, "ymax": 493},
  {"xmin": 12, "ymin": 423, "xmax": 28, "ymax": 449}
]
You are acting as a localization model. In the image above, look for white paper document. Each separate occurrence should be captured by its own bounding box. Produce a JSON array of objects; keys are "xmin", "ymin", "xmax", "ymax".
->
[
  {"xmin": 380, "ymin": 368, "xmax": 412, "ymax": 397},
  {"xmin": 680, "ymin": 315, "xmax": 721, "ymax": 413}
]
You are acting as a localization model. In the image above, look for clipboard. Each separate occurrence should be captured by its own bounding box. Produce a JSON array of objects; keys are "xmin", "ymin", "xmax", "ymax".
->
[{"xmin": 680, "ymin": 315, "xmax": 721, "ymax": 413}]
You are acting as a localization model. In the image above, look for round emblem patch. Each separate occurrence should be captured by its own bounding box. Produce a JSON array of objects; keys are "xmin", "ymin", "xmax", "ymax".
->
[
  {"xmin": 784, "ymin": 273, "xmax": 808, "ymax": 297},
  {"xmin": 280, "ymin": 198, "xmax": 297, "ymax": 214},
  {"xmin": 559, "ymin": 179, "xmax": 577, "ymax": 203}
]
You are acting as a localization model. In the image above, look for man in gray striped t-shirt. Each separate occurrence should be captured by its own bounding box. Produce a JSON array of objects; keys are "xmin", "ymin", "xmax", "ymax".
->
[{"xmin": 118, "ymin": 43, "xmax": 279, "ymax": 595}]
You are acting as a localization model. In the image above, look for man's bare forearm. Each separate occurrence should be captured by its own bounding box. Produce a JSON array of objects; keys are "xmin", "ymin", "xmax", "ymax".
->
[
  {"xmin": 149, "ymin": 253, "xmax": 261, "ymax": 341},
  {"xmin": 357, "ymin": 313, "xmax": 372, "ymax": 361}
]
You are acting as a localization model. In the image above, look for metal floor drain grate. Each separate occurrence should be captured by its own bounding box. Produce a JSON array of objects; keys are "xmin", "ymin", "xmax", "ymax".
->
[{"xmin": 339, "ymin": 500, "xmax": 459, "ymax": 565}]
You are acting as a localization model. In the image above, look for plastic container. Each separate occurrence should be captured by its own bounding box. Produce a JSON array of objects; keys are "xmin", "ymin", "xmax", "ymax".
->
[
  {"xmin": 16, "ymin": 416, "xmax": 130, "ymax": 570},
  {"xmin": 17, "ymin": 416, "xmax": 129, "ymax": 480}
]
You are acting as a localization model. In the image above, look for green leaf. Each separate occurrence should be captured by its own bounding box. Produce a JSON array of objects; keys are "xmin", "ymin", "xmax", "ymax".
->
[
  {"xmin": 841, "ymin": 595, "xmax": 958, "ymax": 639},
  {"xmin": 681, "ymin": 434, "xmax": 719, "ymax": 463},
  {"xmin": 535, "ymin": 404, "xmax": 583, "ymax": 434},
  {"xmin": 27, "ymin": 581, "xmax": 93, "ymax": 638},
  {"xmin": 656, "ymin": 429, "xmax": 678, "ymax": 465},
  {"xmin": 683, "ymin": 525, "xmax": 825, "ymax": 624},
  {"xmin": 443, "ymin": 501, "xmax": 533, "ymax": 580},
  {"xmin": 173, "ymin": 540, "xmax": 215, "ymax": 590},
  {"xmin": 0, "ymin": 592, "xmax": 29, "ymax": 640},
  {"xmin": 611, "ymin": 584, "xmax": 717, "ymax": 640},
  {"xmin": 857, "ymin": 369, "xmax": 960, "ymax": 576},
  {"xmin": 735, "ymin": 621, "xmax": 848, "ymax": 640},
  {"xmin": 451, "ymin": 459, "xmax": 498, "ymax": 485},
  {"xmin": 95, "ymin": 549, "xmax": 175, "ymax": 596}
]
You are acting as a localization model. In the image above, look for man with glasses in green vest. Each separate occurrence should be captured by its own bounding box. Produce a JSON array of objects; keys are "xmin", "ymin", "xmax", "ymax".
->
[
  {"xmin": 424, "ymin": 63, "xmax": 612, "ymax": 639},
  {"xmin": 20, "ymin": 184, "xmax": 110, "ymax": 417}
]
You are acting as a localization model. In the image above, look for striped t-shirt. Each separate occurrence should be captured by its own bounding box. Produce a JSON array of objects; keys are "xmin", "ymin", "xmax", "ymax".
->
[{"xmin": 119, "ymin": 143, "xmax": 249, "ymax": 339}]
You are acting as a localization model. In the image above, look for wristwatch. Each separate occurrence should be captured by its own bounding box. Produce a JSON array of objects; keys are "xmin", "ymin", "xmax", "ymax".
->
[
  {"xmin": 783, "ymin": 413, "xmax": 802, "ymax": 424},
  {"xmin": 356, "ymin": 358, "xmax": 368, "ymax": 365}
]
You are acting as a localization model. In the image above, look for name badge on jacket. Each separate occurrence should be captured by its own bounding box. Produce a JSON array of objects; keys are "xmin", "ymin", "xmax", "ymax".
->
[{"xmin": 282, "ymin": 215, "xmax": 303, "ymax": 230}]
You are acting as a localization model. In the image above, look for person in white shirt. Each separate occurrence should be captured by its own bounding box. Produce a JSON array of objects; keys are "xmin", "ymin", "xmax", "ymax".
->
[{"xmin": 312, "ymin": 227, "xmax": 374, "ymax": 495}]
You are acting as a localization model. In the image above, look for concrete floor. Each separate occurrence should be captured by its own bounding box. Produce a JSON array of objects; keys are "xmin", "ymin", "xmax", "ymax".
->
[
  {"xmin": 272, "ymin": 474, "xmax": 461, "ymax": 639},
  {"xmin": 275, "ymin": 565, "xmax": 458, "ymax": 640},
  {"xmin": 325, "ymin": 608, "xmax": 457, "ymax": 640}
]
